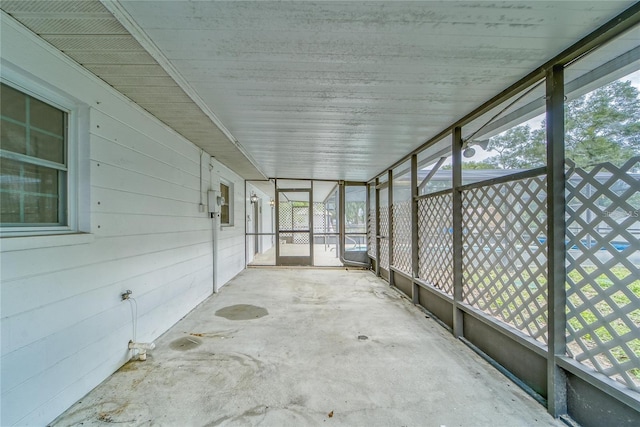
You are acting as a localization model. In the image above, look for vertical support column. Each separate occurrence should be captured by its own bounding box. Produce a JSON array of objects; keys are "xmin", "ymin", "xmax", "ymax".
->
[
  {"xmin": 388, "ymin": 169, "xmax": 394, "ymax": 287},
  {"xmin": 309, "ymin": 183, "xmax": 315, "ymax": 265},
  {"xmin": 546, "ymin": 65, "xmax": 568, "ymax": 417},
  {"xmin": 366, "ymin": 182, "xmax": 371, "ymax": 266},
  {"xmin": 452, "ymin": 127, "xmax": 464, "ymax": 338},
  {"xmin": 339, "ymin": 181, "xmax": 346, "ymax": 263},
  {"xmin": 375, "ymin": 177, "xmax": 381, "ymax": 277},
  {"xmin": 244, "ymin": 179, "xmax": 248, "ymax": 268},
  {"xmin": 411, "ymin": 154, "xmax": 419, "ymax": 304},
  {"xmin": 275, "ymin": 179, "xmax": 280, "ymax": 264}
]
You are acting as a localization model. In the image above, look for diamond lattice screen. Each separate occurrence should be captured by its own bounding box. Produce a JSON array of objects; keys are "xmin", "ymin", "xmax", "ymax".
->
[
  {"xmin": 368, "ymin": 209, "xmax": 376, "ymax": 259},
  {"xmin": 565, "ymin": 157, "xmax": 640, "ymax": 391},
  {"xmin": 279, "ymin": 202, "xmax": 293, "ymax": 229},
  {"xmin": 392, "ymin": 201, "xmax": 412, "ymax": 275},
  {"xmin": 462, "ymin": 175, "xmax": 548, "ymax": 344},
  {"xmin": 292, "ymin": 206, "xmax": 309, "ymax": 230},
  {"xmin": 418, "ymin": 192, "xmax": 454, "ymax": 295},
  {"xmin": 379, "ymin": 206, "xmax": 390, "ymax": 270},
  {"xmin": 313, "ymin": 202, "xmax": 327, "ymax": 233}
]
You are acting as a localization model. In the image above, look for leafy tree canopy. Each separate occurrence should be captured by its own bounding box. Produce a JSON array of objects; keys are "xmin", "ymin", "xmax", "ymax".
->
[{"xmin": 467, "ymin": 79, "xmax": 640, "ymax": 170}]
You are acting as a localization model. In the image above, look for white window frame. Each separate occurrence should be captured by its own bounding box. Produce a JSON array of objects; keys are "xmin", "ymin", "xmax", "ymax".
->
[
  {"xmin": 1, "ymin": 67, "xmax": 82, "ymax": 237},
  {"xmin": 220, "ymin": 179, "xmax": 234, "ymax": 227}
]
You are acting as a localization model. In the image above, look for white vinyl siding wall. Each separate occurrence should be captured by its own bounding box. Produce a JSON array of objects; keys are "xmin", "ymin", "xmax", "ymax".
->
[{"xmin": 0, "ymin": 14, "xmax": 244, "ymax": 426}]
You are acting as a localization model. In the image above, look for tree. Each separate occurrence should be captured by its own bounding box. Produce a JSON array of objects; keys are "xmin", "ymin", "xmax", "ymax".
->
[
  {"xmin": 564, "ymin": 80, "xmax": 639, "ymax": 168},
  {"xmin": 444, "ymin": 161, "xmax": 494, "ymax": 170},
  {"xmin": 484, "ymin": 125, "xmax": 545, "ymax": 169},
  {"xmin": 460, "ymin": 161, "xmax": 496, "ymax": 170},
  {"xmin": 474, "ymin": 79, "xmax": 640, "ymax": 170}
]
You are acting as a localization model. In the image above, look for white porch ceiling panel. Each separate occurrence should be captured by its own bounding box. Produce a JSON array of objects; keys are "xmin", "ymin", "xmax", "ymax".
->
[
  {"xmin": 0, "ymin": 0, "xmax": 266, "ymax": 179},
  {"xmin": 3, "ymin": 1, "xmax": 636, "ymax": 181},
  {"xmin": 114, "ymin": 0, "xmax": 635, "ymax": 181}
]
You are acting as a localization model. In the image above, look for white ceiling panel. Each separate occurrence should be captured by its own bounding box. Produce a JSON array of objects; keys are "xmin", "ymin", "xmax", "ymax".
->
[{"xmin": 116, "ymin": 0, "xmax": 636, "ymax": 181}]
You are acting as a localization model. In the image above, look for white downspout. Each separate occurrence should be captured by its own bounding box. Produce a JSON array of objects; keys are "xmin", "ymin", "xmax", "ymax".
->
[
  {"xmin": 212, "ymin": 211, "xmax": 219, "ymax": 293},
  {"xmin": 208, "ymin": 157, "xmax": 219, "ymax": 293}
]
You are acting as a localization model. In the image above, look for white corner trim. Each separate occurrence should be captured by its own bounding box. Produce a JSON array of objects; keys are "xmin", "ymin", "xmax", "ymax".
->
[{"xmin": 101, "ymin": 0, "xmax": 267, "ymax": 179}]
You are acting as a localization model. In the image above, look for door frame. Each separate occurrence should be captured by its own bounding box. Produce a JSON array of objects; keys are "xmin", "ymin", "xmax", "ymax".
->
[
  {"xmin": 275, "ymin": 187, "xmax": 313, "ymax": 266},
  {"xmin": 253, "ymin": 200, "xmax": 260, "ymax": 255}
]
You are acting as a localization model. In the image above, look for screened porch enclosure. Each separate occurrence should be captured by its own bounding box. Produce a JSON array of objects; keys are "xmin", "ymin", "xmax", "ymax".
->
[
  {"xmin": 3, "ymin": 2, "xmax": 640, "ymax": 426},
  {"xmin": 239, "ymin": 20, "xmax": 640, "ymax": 423},
  {"xmin": 362, "ymin": 24, "xmax": 640, "ymax": 425},
  {"xmin": 245, "ymin": 180, "xmax": 368, "ymax": 267}
]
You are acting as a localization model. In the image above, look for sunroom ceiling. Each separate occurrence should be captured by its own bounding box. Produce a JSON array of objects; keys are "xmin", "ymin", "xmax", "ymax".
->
[{"xmin": 2, "ymin": 1, "xmax": 637, "ymax": 181}]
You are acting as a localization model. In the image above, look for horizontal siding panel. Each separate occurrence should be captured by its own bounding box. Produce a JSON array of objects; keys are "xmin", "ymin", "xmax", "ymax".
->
[
  {"xmin": 13, "ymin": 345, "xmax": 126, "ymax": 427},
  {"xmin": 91, "ymin": 213, "xmax": 209, "ymax": 237},
  {"xmin": 1, "ymin": 231, "xmax": 210, "ymax": 283},
  {"xmin": 92, "ymin": 186, "xmax": 203, "ymax": 217},
  {"xmin": 1, "ymin": 265, "xmax": 212, "ymax": 397},
  {"xmin": 91, "ymin": 109, "xmax": 199, "ymax": 172},
  {"xmin": 2, "ymin": 303, "xmax": 131, "ymax": 396},
  {"xmin": 129, "ymin": 266, "xmax": 213, "ymax": 338},
  {"xmin": 91, "ymin": 135, "xmax": 199, "ymax": 188},
  {"xmin": 91, "ymin": 161, "xmax": 199, "ymax": 205},
  {"xmin": 3, "ymin": 328, "xmax": 131, "ymax": 427},
  {"xmin": 2, "ymin": 250, "xmax": 211, "ymax": 321},
  {"xmin": 2, "ymin": 244, "xmax": 212, "ymax": 354},
  {"xmin": 2, "ymin": 242, "xmax": 212, "ymax": 320}
]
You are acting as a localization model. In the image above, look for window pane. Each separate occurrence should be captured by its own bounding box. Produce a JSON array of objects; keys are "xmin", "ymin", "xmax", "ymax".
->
[
  {"xmin": 1, "ymin": 157, "xmax": 24, "ymax": 192},
  {"xmin": 30, "ymin": 96, "xmax": 65, "ymax": 136},
  {"xmin": 1, "ymin": 83, "xmax": 26, "ymax": 122},
  {"xmin": 0, "ymin": 157, "xmax": 61, "ymax": 225},
  {"xmin": 220, "ymin": 183, "xmax": 229, "ymax": 202},
  {"xmin": 23, "ymin": 162, "xmax": 58, "ymax": 195},
  {"xmin": 0, "ymin": 191, "xmax": 20, "ymax": 223},
  {"xmin": 221, "ymin": 204, "xmax": 229, "ymax": 224},
  {"xmin": 0, "ymin": 119, "xmax": 27, "ymax": 155},
  {"xmin": 220, "ymin": 183, "xmax": 230, "ymax": 224},
  {"xmin": 24, "ymin": 193, "xmax": 58, "ymax": 224},
  {"xmin": 30, "ymin": 130, "xmax": 64, "ymax": 164}
]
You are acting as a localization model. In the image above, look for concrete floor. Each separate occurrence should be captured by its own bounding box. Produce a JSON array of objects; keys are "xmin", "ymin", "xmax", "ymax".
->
[{"xmin": 51, "ymin": 268, "xmax": 562, "ymax": 427}]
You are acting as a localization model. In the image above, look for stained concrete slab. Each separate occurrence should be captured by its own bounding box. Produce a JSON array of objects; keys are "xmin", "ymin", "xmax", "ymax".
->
[{"xmin": 51, "ymin": 268, "xmax": 563, "ymax": 426}]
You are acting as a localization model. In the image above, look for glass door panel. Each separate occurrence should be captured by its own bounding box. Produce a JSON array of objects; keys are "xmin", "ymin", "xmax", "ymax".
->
[{"xmin": 343, "ymin": 184, "xmax": 369, "ymax": 265}]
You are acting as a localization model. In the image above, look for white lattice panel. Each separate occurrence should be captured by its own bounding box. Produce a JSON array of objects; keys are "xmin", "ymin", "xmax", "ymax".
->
[
  {"xmin": 313, "ymin": 202, "xmax": 327, "ymax": 233},
  {"xmin": 392, "ymin": 201, "xmax": 412, "ymax": 275},
  {"xmin": 462, "ymin": 175, "xmax": 548, "ymax": 344},
  {"xmin": 379, "ymin": 206, "xmax": 390, "ymax": 270},
  {"xmin": 418, "ymin": 192, "xmax": 454, "ymax": 295},
  {"xmin": 565, "ymin": 157, "xmax": 640, "ymax": 391},
  {"xmin": 368, "ymin": 210, "xmax": 376, "ymax": 259},
  {"xmin": 279, "ymin": 202, "xmax": 293, "ymax": 229}
]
